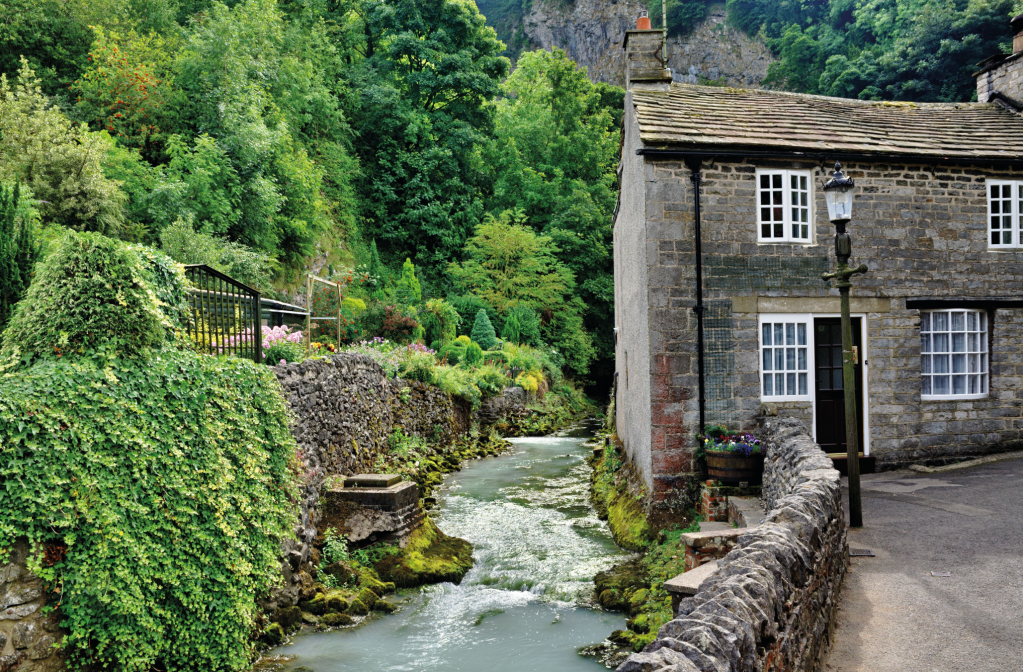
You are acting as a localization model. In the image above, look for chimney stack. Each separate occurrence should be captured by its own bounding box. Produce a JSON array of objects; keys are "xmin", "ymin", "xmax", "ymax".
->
[
  {"xmin": 976, "ymin": 13, "xmax": 1023, "ymax": 108},
  {"xmin": 624, "ymin": 12, "xmax": 672, "ymax": 91}
]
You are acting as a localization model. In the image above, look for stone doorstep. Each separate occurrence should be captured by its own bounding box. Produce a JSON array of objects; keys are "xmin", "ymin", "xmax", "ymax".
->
[
  {"xmin": 664, "ymin": 559, "xmax": 721, "ymax": 614},
  {"xmin": 697, "ymin": 521, "xmax": 734, "ymax": 533},
  {"xmin": 344, "ymin": 474, "xmax": 401, "ymax": 488}
]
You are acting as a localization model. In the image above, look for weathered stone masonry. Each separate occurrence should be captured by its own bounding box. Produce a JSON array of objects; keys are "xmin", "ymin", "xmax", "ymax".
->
[
  {"xmin": 266, "ymin": 354, "xmax": 472, "ymax": 609},
  {"xmin": 618, "ymin": 418, "xmax": 848, "ymax": 672},
  {"xmin": 622, "ymin": 153, "xmax": 1023, "ymax": 488},
  {"xmin": 0, "ymin": 541, "xmax": 64, "ymax": 672}
]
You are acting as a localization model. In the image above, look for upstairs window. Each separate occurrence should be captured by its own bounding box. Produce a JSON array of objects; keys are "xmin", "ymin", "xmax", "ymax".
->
[
  {"xmin": 921, "ymin": 309, "xmax": 988, "ymax": 399},
  {"xmin": 987, "ymin": 180, "xmax": 1022, "ymax": 249},
  {"xmin": 757, "ymin": 169, "xmax": 812, "ymax": 244}
]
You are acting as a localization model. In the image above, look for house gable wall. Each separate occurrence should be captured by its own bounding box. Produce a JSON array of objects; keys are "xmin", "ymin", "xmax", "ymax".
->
[
  {"xmin": 638, "ymin": 156, "xmax": 1023, "ymax": 468},
  {"xmin": 613, "ymin": 95, "xmax": 654, "ymax": 489}
]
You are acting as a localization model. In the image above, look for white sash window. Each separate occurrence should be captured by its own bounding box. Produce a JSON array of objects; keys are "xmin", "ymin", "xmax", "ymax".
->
[
  {"xmin": 759, "ymin": 315, "xmax": 812, "ymax": 400},
  {"xmin": 987, "ymin": 180, "xmax": 1022, "ymax": 249},
  {"xmin": 921, "ymin": 309, "xmax": 988, "ymax": 399},
  {"xmin": 757, "ymin": 170, "xmax": 813, "ymax": 244}
]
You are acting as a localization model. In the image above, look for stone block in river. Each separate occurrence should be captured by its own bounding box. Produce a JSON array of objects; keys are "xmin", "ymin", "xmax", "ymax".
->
[{"xmin": 320, "ymin": 478, "xmax": 424, "ymax": 546}]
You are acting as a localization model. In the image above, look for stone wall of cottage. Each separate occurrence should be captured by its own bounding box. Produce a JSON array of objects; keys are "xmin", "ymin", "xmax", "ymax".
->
[
  {"xmin": 638, "ymin": 154, "xmax": 1023, "ymax": 470},
  {"xmin": 617, "ymin": 417, "xmax": 847, "ymax": 672}
]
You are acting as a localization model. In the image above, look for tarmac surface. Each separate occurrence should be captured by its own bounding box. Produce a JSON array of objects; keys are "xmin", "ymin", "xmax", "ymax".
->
[{"xmin": 825, "ymin": 456, "xmax": 1023, "ymax": 672}]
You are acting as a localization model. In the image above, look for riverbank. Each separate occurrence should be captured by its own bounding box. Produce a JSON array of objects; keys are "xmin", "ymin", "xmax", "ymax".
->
[
  {"xmin": 261, "ymin": 423, "xmax": 629, "ymax": 671},
  {"xmin": 587, "ymin": 432, "xmax": 701, "ymax": 655},
  {"xmin": 258, "ymin": 383, "xmax": 599, "ymax": 654}
]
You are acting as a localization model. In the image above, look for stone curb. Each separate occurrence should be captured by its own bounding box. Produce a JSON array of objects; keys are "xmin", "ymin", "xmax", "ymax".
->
[{"xmin": 908, "ymin": 450, "xmax": 1023, "ymax": 474}]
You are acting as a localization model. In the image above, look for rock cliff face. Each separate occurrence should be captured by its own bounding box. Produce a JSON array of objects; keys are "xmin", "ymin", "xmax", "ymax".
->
[{"xmin": 521, "ymin": 1, "xmax": 773, "ymax": 88}]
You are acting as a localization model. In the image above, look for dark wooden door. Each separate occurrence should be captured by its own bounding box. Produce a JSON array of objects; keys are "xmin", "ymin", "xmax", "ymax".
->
[{"xmin": 814, "ymin": 318, "xmax": 863, "ymax": 454}]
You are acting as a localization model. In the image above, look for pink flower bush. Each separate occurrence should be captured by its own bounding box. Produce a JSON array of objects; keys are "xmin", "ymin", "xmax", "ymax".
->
[{"xmin": 262, "ymin": 325, "xmax": 303, "ymax": 348}]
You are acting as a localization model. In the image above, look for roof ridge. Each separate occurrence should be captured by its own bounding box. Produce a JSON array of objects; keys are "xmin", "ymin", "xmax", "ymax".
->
[{"xmin": 632, "ymin": 83, "xmax": 1001, "ymax": 110}]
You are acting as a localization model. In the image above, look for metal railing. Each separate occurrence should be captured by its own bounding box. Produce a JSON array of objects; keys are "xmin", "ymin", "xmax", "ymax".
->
[{"xmin": 184, "ymin": 264, "xmax": 262, "ymax": 363}]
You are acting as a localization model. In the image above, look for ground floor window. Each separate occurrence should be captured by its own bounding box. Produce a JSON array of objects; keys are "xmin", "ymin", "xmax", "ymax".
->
[
  {"xmin": 920, "ymin": 309, "xmax": 988, "ymax": 399},
  {"xmin": 759, "ymin": 315, "xmax": 811, "ymax": 400}
]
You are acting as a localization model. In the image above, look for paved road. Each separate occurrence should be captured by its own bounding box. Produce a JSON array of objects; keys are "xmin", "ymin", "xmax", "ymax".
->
[{"xmin": 826, "ymin": 457, "xmax": 1023, "ymax": 672}]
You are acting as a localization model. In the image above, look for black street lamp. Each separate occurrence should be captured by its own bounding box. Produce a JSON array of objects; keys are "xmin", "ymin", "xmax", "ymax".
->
[{"xmin": 822, "ymin": 162, "xmax": 866, "ymax": 529}]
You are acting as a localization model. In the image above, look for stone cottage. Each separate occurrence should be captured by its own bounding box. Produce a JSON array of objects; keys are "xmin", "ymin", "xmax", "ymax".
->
[{"xmin": 614, "ymin": 14, "xmax": 1023, "ymax": 503}]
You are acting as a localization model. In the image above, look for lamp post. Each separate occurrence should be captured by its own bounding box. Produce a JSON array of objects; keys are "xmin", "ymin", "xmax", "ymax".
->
[{"xmin": 821, "ymin": 162, "xmax": 866, "ymax": 529}]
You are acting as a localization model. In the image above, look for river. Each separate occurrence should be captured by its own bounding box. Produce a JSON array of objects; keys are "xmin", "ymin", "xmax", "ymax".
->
[{"xmin": 272, "ymin": 423, "xmax": 630, "ymax": 671}]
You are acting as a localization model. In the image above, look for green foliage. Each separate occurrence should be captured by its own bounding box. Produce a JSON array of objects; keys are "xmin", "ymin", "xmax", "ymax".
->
[
  {"xmin": 506, "ymin": 304, "xmax": 541, "ymax": 346},
  {"xmin": 470, "ymin": 309, "xmax": 498, "ymax": 350},
  {"xmin": 433, "ymin": 364, "xmax": 482, "ymax": 406},
  {"xmin": 420, "ymin": 298, "xmax": 460, "ymax": 345},
  {"xmin": 0, "ymin": 60, "xmax": 126, "ymax": 235},
  {"xmin": 473, "ymin": 362, "xmax": 507, "ymax": 396},
  {"xmin": 746, "ymin": 0, "xmax": 1017, "ymax": 102},
  {"xmin": 398, "ymin": 349, "xmax": 437, "ymax": 383},
  {"xmin": 0, "ymin": 182, "xmax": 42, "ymax": 333},
  {"xmin": 464, "ymin": 341, "xmax": 483, "ymax": 366},
  {"xmin": 160, "ymin": 217, "xmax": 278, "ymax": 293},
  {"xmin": 394, "ymin": 257, "xmax": 423, "ymax": 306},
  {"xmin": 0, "ymin": 0, "xmax": 93, "ymax": 98},
  {"xmin": 264, "ymin": 339, "xmax": 305, "ymax": 365},
  {"xmin": 368, "ymin": 240, "xmax": 386, "ymax": 301},
  {"xmin": 647, "ymin": 0, "xmax": 711, "ymax": 35},
  {"xmin": 483, "ymin": 47, "xmax": 618, "ymax": 377},
  {"xmin": 1, "ymin": 232, "xmax": 179, "ymax": 364},
  {"xmin": 500, "ymin": 311, "xmax": 521, "ymax": 343},
  {"xmin": 353, "ymin": 0, "xmax": 510, "ymax": 272},
  {"xmin": 0, "ymin": 349, "xmax": 299, "ymax": 672}
]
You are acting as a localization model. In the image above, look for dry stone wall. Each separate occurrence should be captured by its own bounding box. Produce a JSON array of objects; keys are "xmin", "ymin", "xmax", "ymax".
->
[
  {"xmin": 617, "ymin": 418, "xmax": 847, "ymax": 672},
  {"xmin": 0, "ymin": 541, "xmax": 64, "ymax": 672}
]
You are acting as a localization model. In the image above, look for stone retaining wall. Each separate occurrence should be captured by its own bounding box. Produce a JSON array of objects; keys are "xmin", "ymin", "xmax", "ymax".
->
[
  {"xmin": 0, "ymin": 541, "xmax": 63, "ymax": 672},
  {"xmin": 265, "ymin": 354, "xmax": 474, "ymax": 609},
  {"xmin": 618, "ymin": 417, "xmax": 848, "ymax": 672}
]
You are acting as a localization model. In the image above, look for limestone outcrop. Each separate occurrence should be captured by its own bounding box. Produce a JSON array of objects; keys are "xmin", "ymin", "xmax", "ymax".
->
[{"xmin": 521, "ymin": 1, "xmax": 773, "ymax": 87}]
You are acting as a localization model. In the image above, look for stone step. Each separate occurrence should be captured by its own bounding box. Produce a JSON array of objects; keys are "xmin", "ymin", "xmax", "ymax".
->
[
  {"xmin": 344, "ymin": 473, "xmax": 402, "ymax": 488},
  {"xmin": 698, "ymin": 521, "xmax": 734, "ymax": 533},
  {"xmin": 728, "ymin": 496, "xmax": 766, "ymax": 528},
  {"xmin": 663, "ymin": 559, "xmax": 720, "ymax": 613}
]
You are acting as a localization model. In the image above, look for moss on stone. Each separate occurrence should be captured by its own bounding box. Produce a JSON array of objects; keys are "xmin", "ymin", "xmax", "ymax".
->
[
  {"xmin": 321, "ymin": 612, "xmax": 354, "ymax": 627},
  {"xmin": 348, "ymin": 598, "xmax": 369, "ymax": 616},
  {"xmin": 589, "ymin": 444, "xmax": 653, "ymax": 551},
  {"xmin": 374, "ymin": 517, "xmax": 474, "ymax": 588}
]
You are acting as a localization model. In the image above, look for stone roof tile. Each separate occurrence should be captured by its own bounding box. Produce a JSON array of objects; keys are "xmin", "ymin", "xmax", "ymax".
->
[{"xmin": 633, "ymin": 85, "xmax": 1023, "ymax": 159}]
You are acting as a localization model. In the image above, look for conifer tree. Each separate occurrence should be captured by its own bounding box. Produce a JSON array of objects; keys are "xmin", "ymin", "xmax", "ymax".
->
[
  {"xmin": 369, "ymin": 239, "xmax": 386, "ymax": 301},
  {"xmin": 470, "ymin": 309, "xmax": 497, "ymax": 350},
  {"xmin": 394, "ymin": 257, "xmax": 422, "ymax": 306},
  {"xmin": 0, "ymin": 182, "xmax": 39, "ymax": 333},
  {"xmin": 501, "ymin": 311, "xmax": 521, "ymax": 344}
]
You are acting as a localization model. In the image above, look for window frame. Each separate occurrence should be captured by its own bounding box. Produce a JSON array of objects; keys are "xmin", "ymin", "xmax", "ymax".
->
[
  {"xmin": 756, "ymin": 169, "xmax": 814, "ymax": 245},
  {"xmin": 920, "ymin": 308, "xmax": 990, "ymax": 401},
  {"xmin": 758, "ymin": 313, "xmax": 814, "ymax": 402},
  {"xmin": 987, "ymin": 179, "xmax": 1021, "ymax": 250}
]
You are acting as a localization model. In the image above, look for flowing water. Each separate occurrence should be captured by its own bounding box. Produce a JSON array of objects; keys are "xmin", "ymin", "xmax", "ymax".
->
[{"xmin": 272, "ymin": 424, "xmax": 631, "ymax": 671}]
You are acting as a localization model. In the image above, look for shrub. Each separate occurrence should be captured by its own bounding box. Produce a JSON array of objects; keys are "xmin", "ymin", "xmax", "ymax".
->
[
  {"xmin": 506, "ymin": 304, "xmax": 541, "ymax": 346},
  {"xmin": 455, "ymin": 335, "xmax": 471, "ymax": 346},
  {"xmin": 503, "ymin": 342, "xmax": 544, "ymax": 374},
  {"xmin": 464, "ymin": 341, "xmax": 483, "ymax": 366},
  {"xmin": 160, "ymin": 217, "xmax": 278, "ymax": 294},
  {"xmin": 434, "ymin": 364, "xmax": 481, "ymax": 407},
  {"xmin": 470, "ymin": 309, "xmax": 498, "ymax": 349},
  {"xmin": 398, "ymin": 349, "xmax": 437, "ymax": 383},
  {"xmin": 472, "ymin": 363, "xmax": 508, "ymax": 397},
  {"xmin": 342, "ymin": 297, "xmax": 367, "ymax": 314},
  {"xmin": 362, "ymin": 305, "xmax": 420, "ymax": 343},
  {"xmin": 515, "ymin": 370, "xmax": 542, "ymax": 393},
  {"xmin": 420, "ymin": 298, "xmax": 459, "ymax": 345},
  {"xmin": 1, "ymin": 232, "xmax": 176, "ymax": 364},
  {"xmin": 0, "ymin": 232, "xmax": 299, "ymax": 672},
  {"xmin": 393, "ymin": 257, "xmax": 422, "ymax": 306},
  {"xmin": 439, "ymin": 341, "xmax": 467, "ymax": 365}
]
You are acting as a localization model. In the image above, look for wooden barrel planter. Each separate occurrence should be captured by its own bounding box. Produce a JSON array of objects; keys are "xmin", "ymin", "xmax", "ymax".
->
[{"xmin": 706, "ymin": 450, "xmax": 765, "ymax": 486}]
